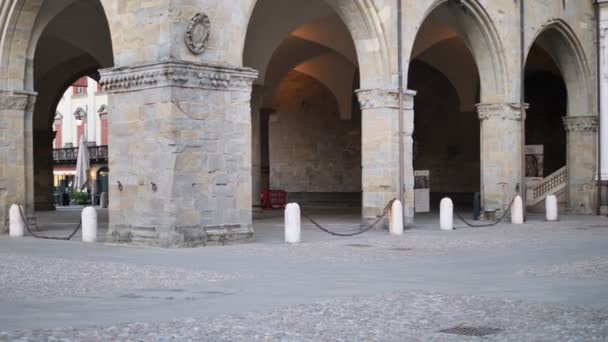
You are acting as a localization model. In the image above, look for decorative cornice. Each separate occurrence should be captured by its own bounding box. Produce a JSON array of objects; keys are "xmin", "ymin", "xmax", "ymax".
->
[
  {"xmin": 476, "ymin": 103, "xmax": 528, "ymax": 121},
  {"xmin": 99, "ymin": 61, "xmax": 258, "ymax": 94},
  {"xmin": 355, "ymin": 89, "xmax": 416, "ymax": 110},
  {"xmin": 563, "ymin": 116, "xmax": 598, "ymax": 132},
  {"xmin": 0, "ymin": 91, "xmax": 37, "ymax": 111}
]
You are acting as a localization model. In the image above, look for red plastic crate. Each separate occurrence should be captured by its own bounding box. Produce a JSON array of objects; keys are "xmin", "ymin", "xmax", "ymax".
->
[{"xmin": 261, "ymin": 190, "xmax": 287, "ymax": 209}]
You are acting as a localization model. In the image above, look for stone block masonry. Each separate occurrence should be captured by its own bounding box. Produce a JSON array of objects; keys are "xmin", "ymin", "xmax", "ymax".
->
[{"xmin": 100, "ymin": 60, "xmax": 257, "ymax": 247}]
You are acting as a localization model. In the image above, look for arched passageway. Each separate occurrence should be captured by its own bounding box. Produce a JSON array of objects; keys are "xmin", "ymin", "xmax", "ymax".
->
[
  {"xmin": 244, "ymin": 0, "xmax": 398, "ymax": 225},
  {"xmin": 408, "ymin": 5, "xmax": 482, "ymax": 210},
  {"xmin": 244, "ymin": 0, "xmax": 361, "ymax": 209},
  {"xmin": 0, "ymin": 0, "xmax": 113, "ymax": 228},
  {"xmin": 525, "ymin": 22, "xmax": 595, "ymax": 214}
]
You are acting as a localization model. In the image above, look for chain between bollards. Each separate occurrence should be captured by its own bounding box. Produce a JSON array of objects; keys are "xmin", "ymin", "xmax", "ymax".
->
[
  {"xmin": 300, "ymin": 199, "xmax": 396, "ymax": 237},
  {"xmin": 454, "ymin": 195, "xmax": 518, "ymax": 228},
  {"xmin": 16, "ymin": 204, "xmax": 81, "ymax": 241}
]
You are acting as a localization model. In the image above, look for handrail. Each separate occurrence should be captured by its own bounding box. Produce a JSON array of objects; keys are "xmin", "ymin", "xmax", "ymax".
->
[
  {"xmin": 53, "ymin": 145, "xmax": 108, "ymax": 162},
  {"xmin": 529, "ymin": 166, "xmax": 567, "ymax": 204}
]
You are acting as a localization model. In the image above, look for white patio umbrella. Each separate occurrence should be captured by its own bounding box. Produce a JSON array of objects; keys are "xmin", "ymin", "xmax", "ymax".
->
[{"xmin": 74, "ymin": 135, "xmax": 90, "ymax": 191}]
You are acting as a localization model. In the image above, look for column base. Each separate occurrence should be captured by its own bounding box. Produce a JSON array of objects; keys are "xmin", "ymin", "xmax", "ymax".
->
[{"xmin": 107, "ymin": 225, "xmax": 255, "ymax": 248}]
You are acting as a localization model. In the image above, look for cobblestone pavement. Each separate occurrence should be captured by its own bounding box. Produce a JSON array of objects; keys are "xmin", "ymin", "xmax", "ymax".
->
[
  {"xmin": 0, "ymin": 255, "xmax": 250, "ymax": 300},
  {"xmin": 3, "ymin": 292, "xmax": 608, "ymax": 341},
  {"xmin": 520, "ymin": 257, "xmax": 608, "ymax": 280},
  {"xmin": 0, "ymin": 209, "xmax": 607, "ymax": 341}
]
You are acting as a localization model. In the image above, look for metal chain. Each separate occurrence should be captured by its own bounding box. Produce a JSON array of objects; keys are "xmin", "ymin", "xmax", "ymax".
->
[
  {"xmin": 301, "ymin": 199, "xmax": 396, "ymax": 237},
  {"xmin": 454, "ymin": 195, "xmax": 517, "ymax": 228},
  {"xmin": 17, "ymin": 205, "xmax": 82, "ymax": 241}
]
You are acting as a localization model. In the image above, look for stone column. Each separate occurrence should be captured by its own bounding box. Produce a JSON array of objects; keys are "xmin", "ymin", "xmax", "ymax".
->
[
  {"xmin": 100, "ymin": 61, "xmax": 257, "ymax": 247},
  {"xmin": 563, "ymin": 116, "xmax": 598, "ymax": 214},
  {"xmin": 0, "ymin": 91, "xmax": 37, "ymax": 232},
  {"xmin": 477, "ymin": 103, "xmax": 525, "ymax": 213},
  {"xmin": 598, "ymin": 2, "xmax": 608, "ymax": 182},
  {"xmin": 356, "ymin": 89, "xmax": 416, "ymax": 227},
  {"xmin": 33, "ymin": 129, "xmax": 56, "ymax": 211},
  {"xmin": 251, "ymin": 85, "xmax": 264, "ymax": 207}
]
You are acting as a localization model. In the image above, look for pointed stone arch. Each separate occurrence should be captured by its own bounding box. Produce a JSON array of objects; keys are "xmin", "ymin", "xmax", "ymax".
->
[
  {"xmin": 527, "ymin": 19, "xmax": 593, "ymax": 117},
  {"xmin": 410, "ymin": 0, "xmax": 508, "ymax": 103},
  {"xmin": 0, "ymin": 0, "xmax": 114, "ymax": 92},
  {"xmin": 527, "ymin": 19, "xmax": 596, "ymax": 214},
  {"xmin": 241, "ymin": 0, "xmax": 393, "ymax": 89}
]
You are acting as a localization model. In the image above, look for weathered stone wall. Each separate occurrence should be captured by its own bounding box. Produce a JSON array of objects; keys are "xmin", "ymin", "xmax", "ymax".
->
[
  {"xmin": 564, "ymin": 116, "xmax": 598, "ymax": 214},
  {"xmin": 101, "ymin": 61, "xmax": 257, "ymax": 247},
  {"xmin": 269, "ymin": 71, "xmax": 361, "ymax": 194}
]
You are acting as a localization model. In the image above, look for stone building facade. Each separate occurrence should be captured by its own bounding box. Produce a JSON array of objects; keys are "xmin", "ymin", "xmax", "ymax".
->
[{"xmin": 0, "ymin": 0, "xmax": 604, "ymax": 247}]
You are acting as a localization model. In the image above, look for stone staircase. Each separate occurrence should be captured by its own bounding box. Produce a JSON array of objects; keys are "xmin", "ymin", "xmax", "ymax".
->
[{"xmin": 526, "ymin": 166, "xmax": 567, "ymax": 211}]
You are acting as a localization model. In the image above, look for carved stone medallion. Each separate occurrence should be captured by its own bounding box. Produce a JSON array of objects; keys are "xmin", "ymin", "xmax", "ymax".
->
[{"xmin": 185, "ymin": 13, "xmax": 210, "ymax": 55}]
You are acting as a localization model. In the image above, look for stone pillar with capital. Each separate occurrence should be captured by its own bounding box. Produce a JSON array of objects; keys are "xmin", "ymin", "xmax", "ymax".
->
[
  {"xmin": 356, "ymin": 89, "xmax": 416, "ymax": 227},
  {"xmin": 98, "ymin": 4, "xmax": 260, "ymax": 246},
  {"xmin": 563, "ymin": 116, "xmax": 598, "ymax": 214},
  {"xmin": 0, "ymin": 90, "xmax": 37, "ymax": 232},
  {"xmin": 477, "ymin": 103, "xmax": 526, "ymax": 213},
  {"xmin": 100, "ymin": 61, "xmax": 257, "ymax": 247}
]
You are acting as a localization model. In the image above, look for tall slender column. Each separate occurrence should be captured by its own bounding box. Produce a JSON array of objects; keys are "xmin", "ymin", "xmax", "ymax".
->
[
  {"xmin": 563, "ymin": 116, "xmax": 598, "ymax": 214},
  {"xmin": 477, "ymin": 103, "xmax": 526, "ymax": 213},
  {"xmin": 0, "ymin": 90, "xmax": 37, "ymax": 232},
  {"xmin": 251, "ymin": 85, "xmax": 264, "ymax": 207},
  {"xmin": 599, "ymin": 2, "xmax": 608, "ymax": 182},
  {"xmin": 356, "ymin": 89, "xmax": 416, "ymax": 227}
]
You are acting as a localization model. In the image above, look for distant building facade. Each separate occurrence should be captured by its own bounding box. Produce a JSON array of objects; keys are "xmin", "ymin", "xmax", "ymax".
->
[{"xmin": 52, "ymin": 77, "xmax": 109, "ymax": 206}]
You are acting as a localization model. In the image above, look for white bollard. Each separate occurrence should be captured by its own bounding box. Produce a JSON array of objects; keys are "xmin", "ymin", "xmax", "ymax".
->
[
  {"xmin": 81, "ymin": 206, "xmax": 98, "ymax": 243},
  {"xmin": 545, "ymin": 195, "xmax": 558, "ymax": 222},
  {"xmin": 440, "ymin": 198, "xmax": 454, "ymax": 231},
  {"xmin": 285, "ymin": 203, "xmax": 301, "ymax": 244},
  {"xmin": 389, "ymin": 200, "xmax": 403, "ymax": 235},
  {"xmin": 511, "ymin": 195, "xmax": 524, "ymax": 224},
  {"xmin": 9, "ymin": 204, "xmax": 24, "ymax": 237}
]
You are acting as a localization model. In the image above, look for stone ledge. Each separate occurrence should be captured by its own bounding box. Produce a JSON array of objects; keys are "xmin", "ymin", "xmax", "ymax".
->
[
  {"xmin": 99, "ymin": 60, "xmax": 258, "ymax": 94},
  {"xmin": 0, "ymin": 90, "xmax": 37, "ymax": 111},
  {"xmin": 355, "ymin": 88, "xmax": 416, "ymax": 110},
  {"xmin": 563, "ymin": 116, "xmax": 598, "ymax": 132},
  {"xmin": 476, "ymin": 102, "xmax": 528, "ymax": 121}
]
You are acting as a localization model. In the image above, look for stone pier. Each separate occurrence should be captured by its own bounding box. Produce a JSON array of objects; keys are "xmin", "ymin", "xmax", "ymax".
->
[
  {"xmin": 100, "ymin": 61, "xmax": 257, "ymax": 247},
  {"xmin": 563, "ymin": 116, "xmax": 598, "ymax": 214},
  {"xmin": 356, "ymin": 89, "xmax": 416, "ymax": 227},
  {"xmin": 477, "ymin": 103, "xmax": 526, "ymax": 213}
]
